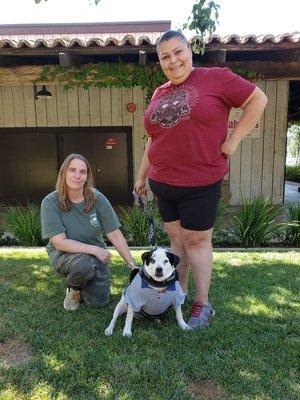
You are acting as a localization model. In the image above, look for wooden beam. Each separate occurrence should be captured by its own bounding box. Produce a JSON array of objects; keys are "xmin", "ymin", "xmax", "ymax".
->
[
  {"xmin": 223, "ymin": 61, "xmax": 300, "ymax": 79},
  {"xmin": 0, "ymin": 45, "xmax": 158, "ymax": 57}
]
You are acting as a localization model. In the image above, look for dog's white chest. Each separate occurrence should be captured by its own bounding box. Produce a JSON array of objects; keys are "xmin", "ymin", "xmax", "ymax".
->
[{"xmin": 124, "ymin": 274, "xmax": 185, "ymax": 316}]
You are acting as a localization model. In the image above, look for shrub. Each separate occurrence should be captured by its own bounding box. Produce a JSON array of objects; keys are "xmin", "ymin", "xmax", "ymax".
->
[
  {"xmin": 4, "ymin": 202, "xmax": 44, "ymax": 246},
  {"xmin": 229, "ymin": 195, "xmax": 284, "ymax": 247},
  {"xmin": 212, "ymin": 199, "xmax": 230, "ymax": 245},
  {"xmin": 285, "ymin": 165, "xmax": 300, "ymax": 183},
  {"xmin": 119, "ymin": 201, "xmax": 169, "ymax": 247},
  {"xmin": 285, "ymin": 202, "xmax": 300, "ymax": 247}
]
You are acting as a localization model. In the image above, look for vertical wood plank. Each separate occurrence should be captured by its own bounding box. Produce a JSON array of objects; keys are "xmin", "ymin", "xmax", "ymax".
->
[
  {"xmin": 78, "ymin": 86, "xmax": 90, "ymax": 126},
  {"xmin": 56, "ymin": 85, "xmax": 69, "ymax": 127},
  {"xmin": 12, "ymin": 86, "xmax": 26, "ymax": 127},
  {"xmin": 1, "ymin": 86, "xmax": 14, "ymax": 127},
  {"xmin": 229, "ymin": 144, "xmax": 241, "ymax": 204},
  {"xmin": 122, "ymin": 87, "xmax": 134, "ymax": 126},
  {"xmin": 23, "ymin": 86, "xmax": 36, "ymax": 127},
  {"xmin": 67, "ymin": 87, "xmax": 79, "ymax": 126},
  {"xmin": 111, "ymin": 87, "xmax": 123, "ymax": 126},
  {"xmin": 132, "ymin": 86, "xmax": 146, "ymax": 179},
  {"xmin": 45, "ymin": 84, "xmax": 58, "ymax": 127},
  {"xmin": 0, "ymin": 88, "xmax": 4, "ymax": 127},
  {"xmin": 261, "ymin": 81, "xmax": 277, "ymax": 199},
  {"xmin": 89, "ymin": 86, "xmax": 101, "ymax": 126},
  {"xmin": 251, "ymin": 81, "xmax": 266, "ymax": 197},
  {"xmin": 240, "ymin": 139, "xmax": 253, "ymax": 198},
  {"xmin": 272, "ymin": 81, "xmax": 289, "ymax": 204},
  {"xmin": 35, "ymin": 96, "xmax": 47, "ymax": 127},
  {"xmin": 100, "ymin": 88, "xmax": 112, "ymax": 126}
]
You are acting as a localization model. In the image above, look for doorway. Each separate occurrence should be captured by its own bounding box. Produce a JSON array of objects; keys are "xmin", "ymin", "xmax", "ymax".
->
[{"xmin": 0, "ymin": 126, "xmax": 133, "ymax": 206}]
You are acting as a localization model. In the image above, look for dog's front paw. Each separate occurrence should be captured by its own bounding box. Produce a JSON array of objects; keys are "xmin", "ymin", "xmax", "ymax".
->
[
  {"xmin": 122, "ymin": 329, "xmax": 132, "ymax": 338},
  {"xmin": 104, "ymin": 326, "xmax": 114, "ymax": 336},
  {"xmin": 180, "ymin": 323, "xmax": 192, "ymax": 330}
]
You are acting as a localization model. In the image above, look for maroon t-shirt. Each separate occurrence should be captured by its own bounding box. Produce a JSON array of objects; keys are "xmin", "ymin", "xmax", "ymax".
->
[{"xmin": 144, "ymin": 67, "xmax": 256, "ymax": 187}]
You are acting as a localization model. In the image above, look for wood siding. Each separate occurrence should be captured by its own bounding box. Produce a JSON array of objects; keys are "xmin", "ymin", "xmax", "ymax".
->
[
  {"xmin": 229, "ymin": 80, "xmax": 289, "ymax": 204},
  {"xmin": 0, "ymin": 81, "xmax": 289, "ymax": 204}
]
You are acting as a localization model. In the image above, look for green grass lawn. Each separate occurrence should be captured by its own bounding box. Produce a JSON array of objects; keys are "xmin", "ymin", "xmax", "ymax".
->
[{"xmin": 0, "ymin": 248, "xmax": 299, "ymax": 400}]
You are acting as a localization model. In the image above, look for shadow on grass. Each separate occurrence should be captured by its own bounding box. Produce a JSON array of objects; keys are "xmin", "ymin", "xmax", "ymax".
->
[{"xmin": 0, "ymin": 251, "xmax": 299, "ymax": 400}]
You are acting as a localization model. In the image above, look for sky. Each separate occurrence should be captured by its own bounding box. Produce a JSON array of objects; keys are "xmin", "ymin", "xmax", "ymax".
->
[{"xmin": 0, "ymin": 0, "xmax": 299, "ymax": 37}]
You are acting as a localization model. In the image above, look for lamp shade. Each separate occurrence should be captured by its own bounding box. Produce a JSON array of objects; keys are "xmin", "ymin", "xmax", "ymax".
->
[{"xmin": 36, "ymin": 85, "xmax": 52, "ymax": 100}]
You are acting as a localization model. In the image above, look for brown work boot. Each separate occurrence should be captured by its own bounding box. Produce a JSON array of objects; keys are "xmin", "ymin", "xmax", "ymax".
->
[{"xmin": 63, "ymin": 287, "xmax": 81, "ymax": 310}]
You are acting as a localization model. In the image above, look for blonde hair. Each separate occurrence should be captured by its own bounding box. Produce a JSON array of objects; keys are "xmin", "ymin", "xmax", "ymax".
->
[{"xmin": 55, "ymin": 154, "xmax": 95, "ymax": 212}]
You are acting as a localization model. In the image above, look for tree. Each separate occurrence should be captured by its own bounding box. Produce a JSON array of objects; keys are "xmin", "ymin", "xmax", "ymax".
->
[
  {"xmin": 183, "ymin": 0, "xmax": 220, "ymax": 54},
  {"xmin": 288, "ymin": 123, "xmax": 300, "ymax": 164}
]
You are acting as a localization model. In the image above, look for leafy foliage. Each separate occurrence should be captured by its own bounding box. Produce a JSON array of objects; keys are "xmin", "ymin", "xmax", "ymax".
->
[
  {"xmin": 287, "ymin": 123, "xmax": 300, "ymax": 161},
  {"xmin": 183, "ymin": 0, "xmax": 220, "ymax": 54},
  {"xmin": 285, "ymin": 164, "xmax": 300, "ymax": 183},
  {"xmin": 37, "ymin": 63, "xmax": 167, "ymax": 105},
  {"xmin": 212, "ymin": 199, "xmax": 229, "ymax": 244},
  {"xmin": 285, "ymin": 202, "xmax": 300, "ymax": 247},
  {"xmin": 228, "ymin": 195, "xmax": 284, "ymax": 247},
  {"xmin": 119, "ymin": 201, "xmax": 169, "ymax": 247},
  {"xmin": 3, "ymin": 202, "xmax": 44, "ymax": 246}
]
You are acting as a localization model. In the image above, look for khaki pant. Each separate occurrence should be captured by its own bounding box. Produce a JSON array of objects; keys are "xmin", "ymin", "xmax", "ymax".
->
[{"xmin": 54, "ymin": 253, "xmax": 110, "ymax": 308}]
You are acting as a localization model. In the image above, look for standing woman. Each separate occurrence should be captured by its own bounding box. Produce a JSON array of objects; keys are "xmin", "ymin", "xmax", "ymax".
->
[
  {"xmin": 134, "ymin": 30, "xmax": 268, "ymax": 329},
  {"xmin": 41, "ymin": 154, "xmax": 138, "ymax": 311}
]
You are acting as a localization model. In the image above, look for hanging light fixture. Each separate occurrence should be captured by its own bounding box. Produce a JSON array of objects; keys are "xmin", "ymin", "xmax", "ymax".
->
[{"xmin": 35, "ymin": 85, "xmax": 52, "ymax": 100}]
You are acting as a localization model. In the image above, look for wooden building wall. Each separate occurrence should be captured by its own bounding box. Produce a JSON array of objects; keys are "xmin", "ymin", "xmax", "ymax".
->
[
  {"xmin": 229, "ymin": 80, "xmax": 289, "ymax": 204},
  {"xmin": 0, "ymin": 80, "xmax": 289, "ymax": 204},
  {"xmin": 0, "ymin": 84, "xmax": 146, "ymax": 184}
]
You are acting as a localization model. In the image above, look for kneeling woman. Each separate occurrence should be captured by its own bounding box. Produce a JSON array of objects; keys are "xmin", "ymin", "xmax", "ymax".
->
[{"xmin": 41, "ymin": 153, "xmax": 137, "ymax": 311}]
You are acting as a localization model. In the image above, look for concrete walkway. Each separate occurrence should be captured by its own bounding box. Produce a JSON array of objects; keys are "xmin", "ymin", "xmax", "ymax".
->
[{"xmin": 284, "ymin": 181, "xmax": 300, "ymax": 203}]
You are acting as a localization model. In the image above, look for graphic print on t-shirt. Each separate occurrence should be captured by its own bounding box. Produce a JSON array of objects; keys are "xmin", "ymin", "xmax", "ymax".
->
[
  {"xmin": 150, "ymin": 90, "xmax": 190, "ymax": 128},
  {"xmin": 90, "ymin": 213, "xmax": 100, "ymax": 227}
]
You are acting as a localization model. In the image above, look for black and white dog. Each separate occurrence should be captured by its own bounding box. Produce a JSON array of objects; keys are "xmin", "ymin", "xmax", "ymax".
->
[{"xmin": 105, "ymin": 248, "xmax": 190, "ymax": 337}]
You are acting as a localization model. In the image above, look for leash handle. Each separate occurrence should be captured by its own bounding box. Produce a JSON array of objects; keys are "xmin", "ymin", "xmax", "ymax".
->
[{"xmin": 132, "ymin": 190, "xmax": 156, "ymax": 247}]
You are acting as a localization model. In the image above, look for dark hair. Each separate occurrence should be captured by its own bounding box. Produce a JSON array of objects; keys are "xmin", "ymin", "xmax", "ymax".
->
[{"xmin": 156, "ymin": 30, "xmax": 190, "ymax": 50}]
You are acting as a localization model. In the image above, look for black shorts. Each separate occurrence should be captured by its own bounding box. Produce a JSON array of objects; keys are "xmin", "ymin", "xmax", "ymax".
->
[{"xmin": 149, "ymin": 178, "xmax": 222, "ymax": 231}]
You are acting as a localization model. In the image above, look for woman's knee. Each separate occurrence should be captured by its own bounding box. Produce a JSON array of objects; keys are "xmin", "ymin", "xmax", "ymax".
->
[
  {"xmin": 82, "ymin": 275, "xmax": 110, "ymax": 308},
  {"xmin": 182, "ymin": 230, "xmax": 212, "ymax": 249},
  {"xmin": 164, "ymin": 221, "xmax": 185, "ymax": 249}
]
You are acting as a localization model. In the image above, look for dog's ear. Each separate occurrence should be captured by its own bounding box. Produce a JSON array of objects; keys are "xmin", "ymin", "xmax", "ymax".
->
[
  {"xmin": 141, "ymin": 250, "xmax": 152, "ymax": 265},
  {"xmin": 166, "ymin": 251, "xmax": 180, "ymax": 267}
]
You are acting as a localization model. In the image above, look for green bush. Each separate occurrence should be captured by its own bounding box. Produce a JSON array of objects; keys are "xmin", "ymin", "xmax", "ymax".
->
[
  {"xmin": 285, "ymin": 202, "xmax": 300, "ymax": 247},
  {"xmin": 285, "ymin": 165, "xmax": 300, "ymax": 182},
  {"xmin": 4, "ymin": 202, "xmax": 44, "ymax": 246},
  {"xmin": 229, "ymin": 195, "xmax": 284, "ymax": 247},
  {"xmin": 119, "ymin": 201, "xmax": 169, "ymax": 247},
  {"xmin": 212, "ymin": 199, "xmax": 230, "ymax": 245}
]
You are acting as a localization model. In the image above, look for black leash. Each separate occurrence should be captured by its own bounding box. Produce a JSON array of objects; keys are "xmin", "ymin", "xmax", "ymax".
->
[{"xmin": 132, "ymin": 189, "xmax": 156, "ymax": 247}]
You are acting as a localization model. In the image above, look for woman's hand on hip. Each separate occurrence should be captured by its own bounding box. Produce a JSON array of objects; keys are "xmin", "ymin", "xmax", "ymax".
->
[
  {"xmin": 220, "ymin": 137, "xmax": 239, "ymax": 158},
  {"xmin": 93, "ymin": 247, "xmax": 112, "ymax": 263},
  {"xmin": 134, "ymin": 178, "xmax": 147, "ymax": 195}
]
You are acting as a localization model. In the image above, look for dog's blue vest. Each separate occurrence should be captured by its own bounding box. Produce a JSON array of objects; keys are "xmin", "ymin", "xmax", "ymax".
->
[{"xmin": 124, "ymin": 273, "xmax": 185, "ymax": 319}]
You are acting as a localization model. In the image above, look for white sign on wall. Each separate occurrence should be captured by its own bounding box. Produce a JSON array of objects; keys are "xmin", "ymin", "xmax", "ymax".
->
[{"xmin": 228, "ymin": 108, "xmax": 261, "ymax": 139}]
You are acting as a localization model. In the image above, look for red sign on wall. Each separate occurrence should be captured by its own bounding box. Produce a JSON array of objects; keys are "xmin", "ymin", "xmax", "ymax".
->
[
  {"xmin": 105, "ymin": 138, "xmax": 118, "ymax": 146},
  {"xmin": 126, "ymin": 103, "xmax": 137, "ymax": 113}
]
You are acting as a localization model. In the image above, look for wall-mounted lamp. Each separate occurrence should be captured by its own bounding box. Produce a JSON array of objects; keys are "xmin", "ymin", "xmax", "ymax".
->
[{"xmin": 35, "ymin": 85, "xmax": 53, "ymax": 100}]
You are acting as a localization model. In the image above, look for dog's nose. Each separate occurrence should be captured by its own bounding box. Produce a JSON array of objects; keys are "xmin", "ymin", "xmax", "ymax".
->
[{"xmin": 156, "ymin": 267, "xmax": 163, "ymax": 274}]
